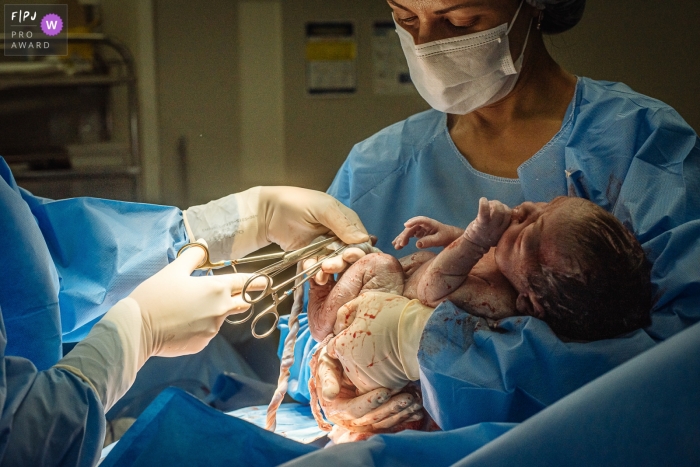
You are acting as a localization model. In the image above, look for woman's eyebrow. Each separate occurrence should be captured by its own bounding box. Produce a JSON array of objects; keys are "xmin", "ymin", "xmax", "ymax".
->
[
  {"xmin": 387, "ymin": 0, "xmax": 412, "ymax": 12},
  {"xmin": 434, "ymin": 1, "xmax": 488, "ymax": 15},
  {"xmin": 387, "ymin": 0, "xmax": 486, "ymax": 14}
]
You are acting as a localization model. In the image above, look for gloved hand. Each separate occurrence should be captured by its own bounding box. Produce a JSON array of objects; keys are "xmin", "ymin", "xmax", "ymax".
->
[
  {"xmin": 55, "ymin": 240, "xmax": 266, "ymax": 411},
  {"xmin": 326, "ymin": 292, "xmax": 435, "ymax": 393},
  {"xmin": 303, "ymin": 237, "xmax": 381, "ymax": 286},
  {"xmin": 464, "ymin": 197, "xmax": 512, "ymax": 249},
  {"xmin": 183, "ymin": 186, "xmax": 370, "ymax": 262},
  {"xmin": 313, "ymin": 345, "xmax": 423, "ymax": 433}
]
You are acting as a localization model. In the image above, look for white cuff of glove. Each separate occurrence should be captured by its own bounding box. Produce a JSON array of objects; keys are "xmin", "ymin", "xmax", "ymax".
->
[
  {"xmin": 54, "ymin": 298, "xmax": 148, "ymax": 412},
  {"xmin": 398, "ymin": 300, "xmax": 435, "ymax": 381},
  {"xmin": 183, "ymin": 187, "xmax": 266, "ymax": 262}
]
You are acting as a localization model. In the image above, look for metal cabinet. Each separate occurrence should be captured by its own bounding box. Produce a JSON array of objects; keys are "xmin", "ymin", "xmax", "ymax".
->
[{"xmin": 0, "ymin": 33, "xmax": 141, "ymax": 201}]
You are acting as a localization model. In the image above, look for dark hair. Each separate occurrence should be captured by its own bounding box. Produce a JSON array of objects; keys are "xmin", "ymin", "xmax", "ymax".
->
[
  {"xmin": 540, "ymin": 0, "xmax": 587, "ymax": 35},
  {"xmin": 528, "ymin": 198, "xmax": 653, "ymax": 341}
]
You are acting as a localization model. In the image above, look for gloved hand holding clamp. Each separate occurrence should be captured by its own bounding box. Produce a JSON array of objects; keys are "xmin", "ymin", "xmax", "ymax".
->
[{"xmin": 177, "ymin": 236, "xmax": 349, "ymax": 338}]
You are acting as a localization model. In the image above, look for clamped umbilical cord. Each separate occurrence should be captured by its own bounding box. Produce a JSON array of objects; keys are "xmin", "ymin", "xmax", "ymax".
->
[{"xmin": 265, "ymin": 262, "xmax": 305, "ymax": 431}]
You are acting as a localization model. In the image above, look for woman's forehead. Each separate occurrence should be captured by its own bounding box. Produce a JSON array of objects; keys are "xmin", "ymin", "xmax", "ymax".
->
[{"xmin": 387, "ymin": 0, "xmax": 512, "ymax": 12}]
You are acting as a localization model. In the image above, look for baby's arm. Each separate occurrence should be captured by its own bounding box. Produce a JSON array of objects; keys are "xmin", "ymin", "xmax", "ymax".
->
[
  {"xmin": 393, "ymin": 217, "xmax": 464, "ymax": 250},
  {"xmin": 417, "ymin": 198, "xmax": 512, "ymax": 306}
]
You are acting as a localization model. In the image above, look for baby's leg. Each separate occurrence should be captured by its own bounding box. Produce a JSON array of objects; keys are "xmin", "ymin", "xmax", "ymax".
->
[{"xmin": 308, "ymin": 253, "xmax": 405, "ymax": 341}]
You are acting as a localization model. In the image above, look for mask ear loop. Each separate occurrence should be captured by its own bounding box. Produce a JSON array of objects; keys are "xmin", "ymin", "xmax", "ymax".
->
[
  {"xmin": 537, "ymin": 10, "xmax": 543, "ymax": 30},
  {"xmin": 506, "ymin": 0, "xmax": 526, "ymax": 36}
]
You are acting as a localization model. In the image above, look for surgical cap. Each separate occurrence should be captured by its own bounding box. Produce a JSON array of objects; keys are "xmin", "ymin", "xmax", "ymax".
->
[{"xmin": 526, "ymin": 0, "xmax": 586, "ymax": 34}]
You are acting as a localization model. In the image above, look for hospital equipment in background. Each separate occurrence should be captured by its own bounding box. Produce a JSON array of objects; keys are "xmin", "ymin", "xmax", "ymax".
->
[{"xmin": 0, "ymin": 33, "xmax": 141, "ymax": 201}]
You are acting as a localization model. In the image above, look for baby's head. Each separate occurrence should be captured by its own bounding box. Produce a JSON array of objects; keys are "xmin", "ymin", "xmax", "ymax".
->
[{"xmin": 495, "ymin": 196, "xmax": 652, "ymax": 341}]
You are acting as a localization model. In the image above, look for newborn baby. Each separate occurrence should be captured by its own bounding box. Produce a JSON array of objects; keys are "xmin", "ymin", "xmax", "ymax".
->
[
  {"xmin": 307, "ymin": 196, "xmax": 652, "ymax": 440},
  {"xmin": 309, "ymin": 195, "xmax": 652, "ymax": 367}
]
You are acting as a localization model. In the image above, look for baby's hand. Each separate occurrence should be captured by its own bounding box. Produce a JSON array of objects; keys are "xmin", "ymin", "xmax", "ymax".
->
[
  {"xmin": 393, "ymin": 216, "xmax": 464, "ymax": 250},
  {"xmin": 464, "ymin": 198, "xmax": 512, "ymax": 248}
]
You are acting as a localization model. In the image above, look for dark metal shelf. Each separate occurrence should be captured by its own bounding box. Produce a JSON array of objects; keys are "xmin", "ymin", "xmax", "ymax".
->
[
  {"xmin": 0, "ymin": 33, "xmax": 141, "ymax": 199},
  {"xmin": 13, "ymin": 165, "xmax": 140, "ymax": 180},
  {"xmin": 0, "ymin": 74, "xmax": 132, "ymax": 90}
]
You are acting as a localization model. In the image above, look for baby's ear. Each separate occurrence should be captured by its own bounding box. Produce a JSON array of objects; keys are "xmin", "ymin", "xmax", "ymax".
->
[{"xmin": 516, "ymin": 292, "xmax": 546, "ymax": 319}]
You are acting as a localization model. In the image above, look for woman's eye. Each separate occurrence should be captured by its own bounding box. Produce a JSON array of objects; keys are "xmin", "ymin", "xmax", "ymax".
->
[
  {"xmin": 397, "ymin": 15, "xmax": 418, "ymax": 25},
  {"xmin": 446, "ymin": 15, "xmax": 479, "ymax": 29}
]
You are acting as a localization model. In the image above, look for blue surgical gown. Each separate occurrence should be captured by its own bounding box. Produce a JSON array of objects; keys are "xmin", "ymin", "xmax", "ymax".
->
[
  {"xmin": 0, "ymin": 157, "xmax": 189, "ymax": 464},
  {"xmin": 285, "ymin": 77, "xmax": 700, "ymax": 428},
  {"xmin": 95, "ymin": 76, "xmax": 699, "ymax": 465}
]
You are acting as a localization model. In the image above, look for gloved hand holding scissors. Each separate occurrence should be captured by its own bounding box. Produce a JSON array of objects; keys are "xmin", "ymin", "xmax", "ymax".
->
[
  {"xmin": 56, "ymin": 240, "xmax": 268, "ymax": 412},
  {"xmin": 183, "ymin": 186, "xmax": 371, "ymax": 263},
  {"xmin": 56, "ymin": 186, "xmax": 372, "ymax": 413}
]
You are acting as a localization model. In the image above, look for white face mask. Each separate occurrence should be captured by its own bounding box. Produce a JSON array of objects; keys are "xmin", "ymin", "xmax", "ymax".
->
[{"xmin": 396, "ymin": 0, "xmax": 532, "ymax": 115}]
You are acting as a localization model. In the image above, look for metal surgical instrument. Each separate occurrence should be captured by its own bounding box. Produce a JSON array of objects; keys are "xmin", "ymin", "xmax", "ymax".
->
[{"xmin": 177, "ymin": 236, "xmax": 348, "ymax": 338}]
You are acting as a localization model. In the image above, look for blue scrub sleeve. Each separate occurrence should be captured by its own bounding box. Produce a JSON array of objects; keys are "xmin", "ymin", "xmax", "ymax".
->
[
  {"xmin": 564, "ymin": 104, "xmax": 700, "ymax": 341},
  {"xmin": 417, "ymin": 302, "xmax": 656, "ymax": 429},
  {"xmin": 0, "ymin": 306, "xmax": 105, "ymax": 466},
  {"xmin": 451, "ymin": 321, "xmax": 700, "ymax": 467},
  {"xmin": 20, "ymin": 188, "xmax": 189, "ymax": 342},
  {"xmin": 0, "ymin": 157, "xmax": 189, "ymax": 369}
]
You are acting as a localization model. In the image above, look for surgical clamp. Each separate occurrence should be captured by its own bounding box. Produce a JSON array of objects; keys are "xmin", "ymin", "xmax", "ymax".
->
[{"xmin": 177, "ymin": 236, "xmax": 348, "ymax": 338}]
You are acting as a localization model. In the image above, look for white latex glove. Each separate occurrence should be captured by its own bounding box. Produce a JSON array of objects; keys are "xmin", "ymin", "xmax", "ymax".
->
[
  {"xmin": 55, "ymin": 240, "xmax": 266, "ymax": 411},
  {"xmin": 313, "ymin": 345, "xmax": 423, "ymax": 432},
  {"xmin": 183, "ymin": 186, "xmax": 369, "ymax": 262},
  {"xmin": 302, "ymin": 238, "xmax": 381, "ymax": 286},
  {"xmin": 327, "ymin": 292, "xmax": 435, "ymax": 394}
]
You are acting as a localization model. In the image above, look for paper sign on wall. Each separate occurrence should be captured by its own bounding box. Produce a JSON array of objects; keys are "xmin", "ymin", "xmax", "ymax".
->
[
  {"xmin": 372, "ymin": 21, "xmax": 416, "ymax": 95},
  {"xmin": 306, "ymin": 22, "xmax": 356, "ymax": 95}
]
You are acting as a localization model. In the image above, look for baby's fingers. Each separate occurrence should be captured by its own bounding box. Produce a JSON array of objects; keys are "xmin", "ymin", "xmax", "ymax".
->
[
  {"xmin": 393, "ymin": 225, "xmax": 421, "ymax": 250},
  {"xmin": 488, "ymin": 201, "xmax": 512, "ymax": 230},
  {"xmin": 371, "ymin": 403, "xmax": 423, "ymax": 430},
  {"xmin": 415, "ymin": 232, "xmax": 444, "ymax": 249},
  {"xmin": 350, "ymin": 393, "xmax": 415, "ymax": 427},
  {"xmin": 403, "ymin": 216, "xmax": 435, "ymax": 228},
  {"xmin": 333, "ymin": 300, "xmax": 359, "ymax": 335},
  {"xmin": 476, "ymin": 197, "xmax": 490, "ymax": 223}
]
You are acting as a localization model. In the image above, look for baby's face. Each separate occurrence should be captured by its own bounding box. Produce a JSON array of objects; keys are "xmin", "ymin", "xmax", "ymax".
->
[{"xmin": 494, "ymin": 197, "xmax": 586, "ymax": 294}]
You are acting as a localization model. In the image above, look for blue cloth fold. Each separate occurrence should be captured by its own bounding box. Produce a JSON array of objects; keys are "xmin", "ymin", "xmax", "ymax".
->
[
  {"xmin": 101, "ymin": 387, "xmax": 317, "ymax": 467},
  {"xmin": 281, "ymin": 423, "xmax": 515, "ymax": 467}
]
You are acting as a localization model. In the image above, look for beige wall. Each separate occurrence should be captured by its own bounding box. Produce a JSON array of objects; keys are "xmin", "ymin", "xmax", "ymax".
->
[
  {"xmin": 280, "ymin": 0, "xmax": 430, "ymax": 191},
  {"xmin": 153, "ymin": 0, "xmax": 240, "ymax": 207},
  {"xmin": 101, "ymin": 0, "xmax": 161, "ymax": 202},
  {"xmin": 548, "ymin": 0, "xmax": 700, "ymax": 133},
  {"xmin": 147, "ymin": 0, "xmax": 699, "ymax": 206}
]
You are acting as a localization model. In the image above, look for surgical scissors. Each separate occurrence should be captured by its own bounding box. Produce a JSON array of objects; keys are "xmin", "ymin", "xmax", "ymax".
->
[{"xmin": 177, "ymin": 237, "xmax": 348, "ymax": 338}]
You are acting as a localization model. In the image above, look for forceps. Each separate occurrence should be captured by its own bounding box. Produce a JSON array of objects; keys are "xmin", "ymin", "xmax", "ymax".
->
[{"xmin": 177, "ymin": 237, "xmax": 348, "ymax": 338}]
